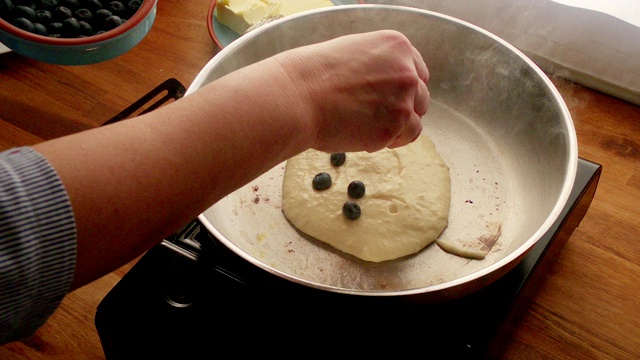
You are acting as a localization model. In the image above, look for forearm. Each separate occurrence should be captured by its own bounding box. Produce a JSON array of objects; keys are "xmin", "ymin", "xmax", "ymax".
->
[{"xmin": 34, "ymin": 60, "xmax": 314, "ymax": 290}]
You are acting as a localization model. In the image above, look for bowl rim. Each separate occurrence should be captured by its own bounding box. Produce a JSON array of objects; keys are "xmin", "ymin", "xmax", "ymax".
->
[
  {"xmin": 207, "ymin": 0, "xmax": 367, "ymax": 49},
  {"xmin": 0, "ymin": 0, "xmax": 157, "ymax": 46}
]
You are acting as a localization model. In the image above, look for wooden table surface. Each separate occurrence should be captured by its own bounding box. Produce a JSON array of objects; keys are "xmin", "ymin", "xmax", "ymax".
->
[{"xmin": 1, "ymin": 0, "xmax": 639, "ymax": 358}]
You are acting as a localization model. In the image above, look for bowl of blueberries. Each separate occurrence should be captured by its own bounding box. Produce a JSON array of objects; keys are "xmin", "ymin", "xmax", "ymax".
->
[{"xmin": 0, "ymin": 0, "xmax": 157, "ymax": 65}]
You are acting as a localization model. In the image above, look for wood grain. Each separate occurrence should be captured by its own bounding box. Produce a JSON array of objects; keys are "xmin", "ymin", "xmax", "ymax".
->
[
  {"xmin": 488, "ymin": 80, "xmax": 640, "ymax": 360},
  {"xmin": 1, "ymin": 1, "xmax": 639, "ymax": 358}
]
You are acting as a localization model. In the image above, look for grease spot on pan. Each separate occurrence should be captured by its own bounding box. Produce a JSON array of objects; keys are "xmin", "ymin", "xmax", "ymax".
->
[
  {"xmin": 479, "ymin": 222, "xmax": 502, "ymax": 251},
  {"xmin": 256, "ymin": 232, "xmax": 267, "ymax": 243}
]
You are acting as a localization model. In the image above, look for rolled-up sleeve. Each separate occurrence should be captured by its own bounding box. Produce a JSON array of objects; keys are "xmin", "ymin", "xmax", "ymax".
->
[{"xmin": 0, "ymin": 147, "xmax": 76, "ymax": 345}]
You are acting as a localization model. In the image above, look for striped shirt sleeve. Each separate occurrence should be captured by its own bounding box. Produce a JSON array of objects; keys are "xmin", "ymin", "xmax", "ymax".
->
[{"xmin": 0, "ymin": 147, "xmax": 76, "ymax": 345}]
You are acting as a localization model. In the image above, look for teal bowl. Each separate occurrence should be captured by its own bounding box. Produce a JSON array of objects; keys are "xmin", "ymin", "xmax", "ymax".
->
[{"xmin": 0, "ymin": 0, "xmax": 156, "ymax": 65}]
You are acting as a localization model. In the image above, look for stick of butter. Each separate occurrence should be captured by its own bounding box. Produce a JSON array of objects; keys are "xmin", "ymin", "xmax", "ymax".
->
[{"xmin": 217, "ymin": 0, "xmax": 335, "ymax": 35}]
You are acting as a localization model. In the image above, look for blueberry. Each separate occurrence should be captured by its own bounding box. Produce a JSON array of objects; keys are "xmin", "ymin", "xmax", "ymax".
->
[
  {"xmin": 2, "ymin": 0, "xmax": 135, "ymax": 39},
  {"xmin": 0, "ymin": 0, "xmax": 15, "ymax": 17},
  {"xmin": 13, "ymin": 0, "xmax": 35, "ymax": 7},
  {"xmin": 15, "ymin": 0, "xmax": 36, "ymax": 10},
  {"xmin": 47, "ymin": 20, "xmax": 62, "ymax": 33},
  {"xmin": 312, "ymin": 172, "xmax": 332, "ymax": 191},
  {"xmin": 126, "ymin": 0, "xmax": 140, "ymax": 16},
  {"xmin": 74, "ymin": 7, "xmax": 90, "ymax": 21},
  {"xmin": 78, "ymin": 19, "xmax": 92, "ymax": 35},
  {"xmin": 330, "ymin": 152, "xmax": 346, "ymax": 167},
  {"xmin": 53, "ymin": 5, "xmax": 71, "ymax": 20},
  {"xmin": 106, "ymin": 0, "xmax": 124, "ymax": 15},
  {"xmin": 11, "ymin": 17, "xmax": 35, "ymax": 32},
  {"xmin": 347, "ymin": 180, "xmax": 365, "ymax": 199},
  {"xmin": 60, "ymin": 16, "xmax": 78, "ymax": 37},
  {"xmin": 84, "ymin": 0, "xmax": 102, "ymax": 12},
  {"xmin": 13, "ymin": 5, "xmax": 36, "ymax": 21},
  {"xmin": 342, "ymin": 201, "xmax": 361, "ymax": 220},
  {"xmin": 94, "ymin": 7, "xmax": 111, "ymax": 20},
  {"xmin": 35, "ymin": 9, "xmax": 52, "ymax": 22},
  {"xmin": 102, "ymin": 14, "xmax": 121, "ymax": 30},
  {"xmin": 38, "ymin": 0, "xmax": 58, "ymax": 9},
  {"xmin": 33, "ymin": 22, "xmax": 47, "ymax": 35},
  {"xmin": 59, "ymin": 0, "xmax": 78, "ymax": 10}
]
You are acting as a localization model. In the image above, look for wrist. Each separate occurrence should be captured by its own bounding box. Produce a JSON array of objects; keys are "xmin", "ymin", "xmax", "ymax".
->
[{"xmin": 270, "ymin": 50, "xmax": 324, "ymax": 153}]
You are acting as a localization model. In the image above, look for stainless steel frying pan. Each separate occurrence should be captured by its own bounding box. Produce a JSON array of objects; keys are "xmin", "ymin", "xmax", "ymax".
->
[{"xmin": 187, "ymin": 5, "xmax": 578, "ymax": 301}]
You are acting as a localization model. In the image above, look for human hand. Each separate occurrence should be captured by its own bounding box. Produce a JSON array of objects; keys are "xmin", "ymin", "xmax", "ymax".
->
[{"xmin": 272, "ymin": 30, "xmax": 430, "ymax": 153}]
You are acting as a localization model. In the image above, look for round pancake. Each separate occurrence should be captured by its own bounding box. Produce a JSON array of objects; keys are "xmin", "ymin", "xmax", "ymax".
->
[{"xmin": 282, "ymin": 134, "xmax": 451, "ymax": 262}]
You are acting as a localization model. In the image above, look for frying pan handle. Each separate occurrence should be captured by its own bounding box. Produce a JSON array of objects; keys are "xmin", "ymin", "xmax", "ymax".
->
[
  {"xmin": 165, "ymin": 219, "xmax": 259, "ymax": 287},
  {"xmin": 101, "ymin": 78, "xmax": 186, "ymax": 126}
]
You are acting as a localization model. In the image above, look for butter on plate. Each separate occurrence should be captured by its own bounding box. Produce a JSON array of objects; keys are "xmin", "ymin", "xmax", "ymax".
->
[{"xmin": 216, "ymin": 0, "xmax": 335, "ymax": 35}]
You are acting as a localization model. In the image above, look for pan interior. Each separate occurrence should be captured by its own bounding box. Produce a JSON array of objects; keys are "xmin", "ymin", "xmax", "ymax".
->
[
  {"xmin": 202, "ymin": 100, "xmax": 516, "ymax": 292},
  {"xmin": 194, "ymin": 5, "xmax": 576, "ymax": 295}
]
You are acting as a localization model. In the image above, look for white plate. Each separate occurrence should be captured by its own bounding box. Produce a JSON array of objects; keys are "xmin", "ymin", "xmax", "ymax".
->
[
  {"xmin": 209, "ymin": 0, "xmax": 364, "ymax": 48},
  {"xmin": 0, "ymin": 42, "xmax": 10, "ymax": 54}
]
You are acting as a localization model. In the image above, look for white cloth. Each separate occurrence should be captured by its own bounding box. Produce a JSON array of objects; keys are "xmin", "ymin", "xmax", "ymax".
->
[{"xmin": 369, "ymin": 0, "xmax": 640, "ymax": 105}]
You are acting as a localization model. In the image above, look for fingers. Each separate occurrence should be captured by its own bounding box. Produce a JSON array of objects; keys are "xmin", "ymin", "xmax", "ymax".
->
[
  {"xmin": 387, "ymin": 112, "xmax": 424, "ymax": 149},
  {"xmin": 411, "ymin": 45, "xmax": 430, "ymax": 117},
  {"xmin": 412, "ymin": 46, "xmax": 429, "ymax": 84},
  {"xmin": 414, "ymin": 76, "xmax": 430, "ymax": 117},
  {"xmin": 387, "ymin": 77, "xmax": 428, "ymax": 150},
  {"xmin": 387, "ymin": 44, "xmax": 428, "ymax": 149},
  {"xmin": 370, "ymin": 40, "xmax": 428, "ymax": 151}
]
